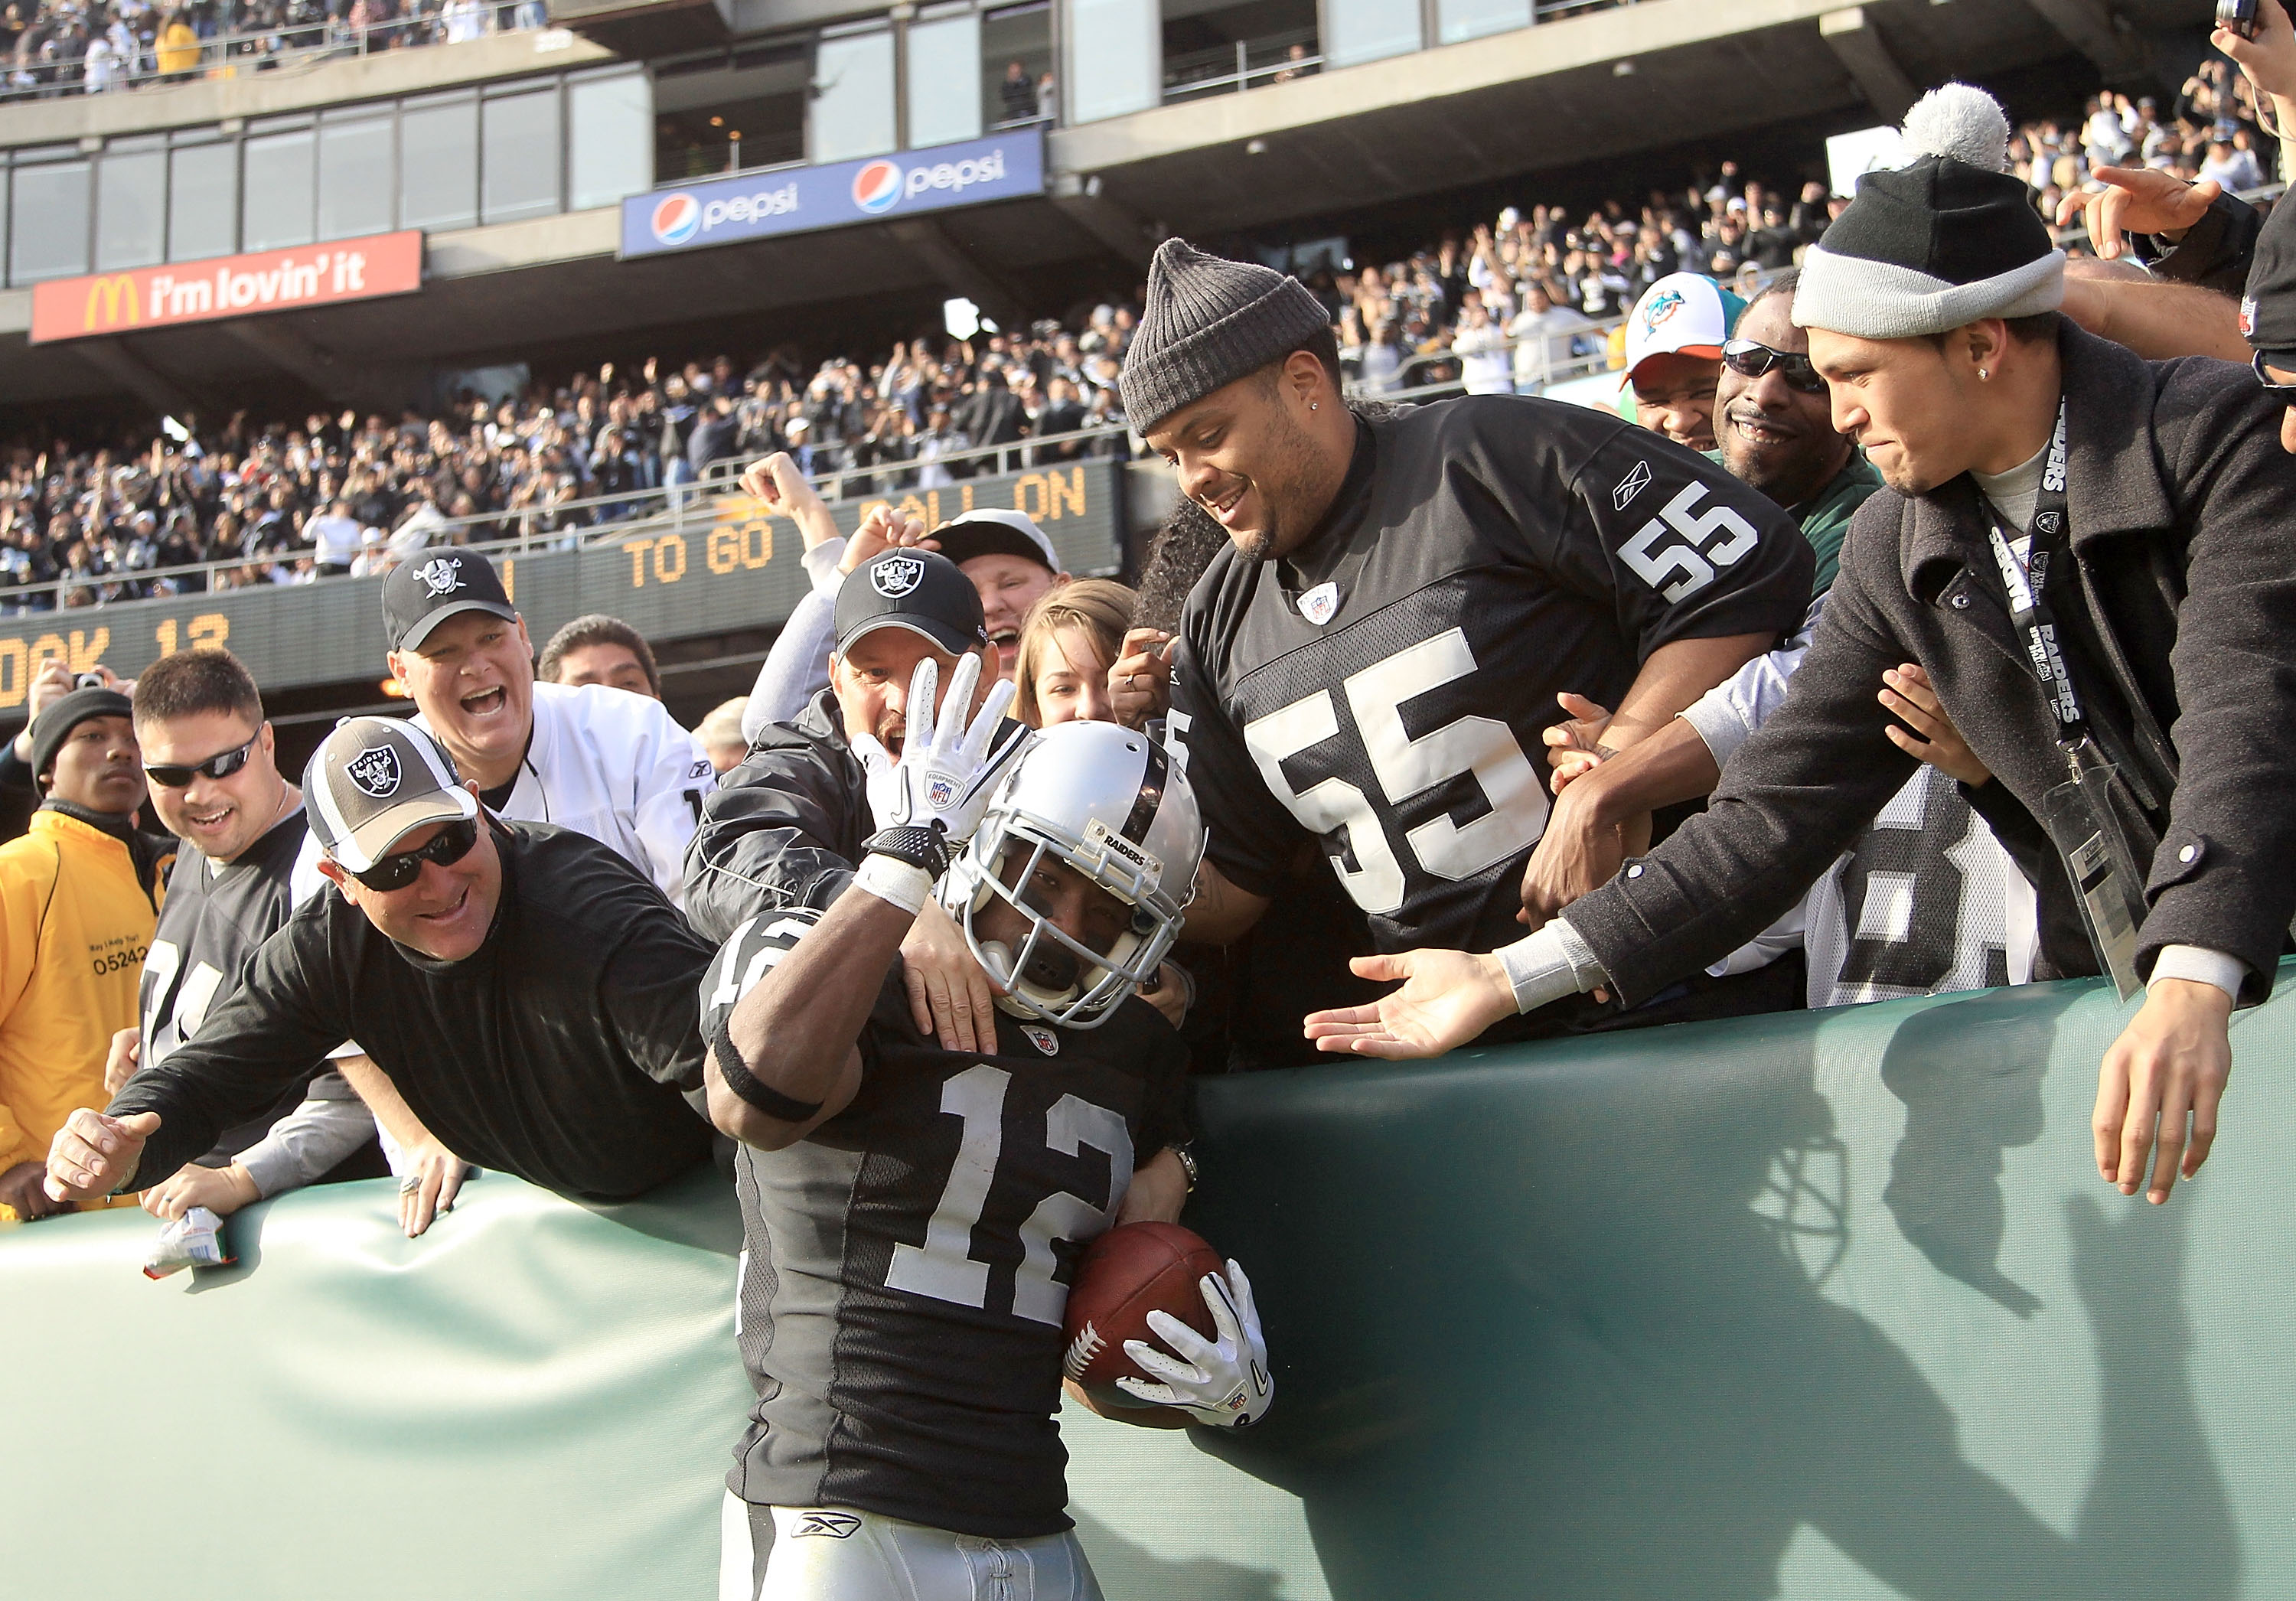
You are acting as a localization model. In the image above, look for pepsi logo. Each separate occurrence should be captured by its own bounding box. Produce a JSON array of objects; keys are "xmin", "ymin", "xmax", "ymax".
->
[
  {"xmin": 651, "ymin": 192, "xmax": 701, "ymax": 246},
  {"xmin": 853, "ymin": 160, "xmax": 903, "ymax": 214}
]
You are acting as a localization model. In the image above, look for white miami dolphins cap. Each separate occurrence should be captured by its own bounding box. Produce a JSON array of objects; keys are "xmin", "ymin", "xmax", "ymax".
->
[{"xmin": 1622, "ymin": 272, "xmax": 1746, "ymax": 385}]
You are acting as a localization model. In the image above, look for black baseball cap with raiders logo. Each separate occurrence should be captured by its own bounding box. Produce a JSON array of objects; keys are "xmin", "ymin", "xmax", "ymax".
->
[
  {"xmin": 383, "ymin": 549, "xmax": 520, "ymax": 653},
  {"xmin": 304, "ymin": 716, "xmax": 480, "ymax": 872},
  {"xmin": 833, "ymin": 548, "xmax": 989, "ymax": 658}
]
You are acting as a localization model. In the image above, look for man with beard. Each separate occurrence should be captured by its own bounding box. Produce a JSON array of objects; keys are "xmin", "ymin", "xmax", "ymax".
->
[{"xmin": 1130, "ymin": 239, "xmax": 1815, "ymax": 1039}]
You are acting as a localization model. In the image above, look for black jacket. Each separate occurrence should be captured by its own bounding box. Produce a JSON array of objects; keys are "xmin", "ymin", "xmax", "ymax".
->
[
  {"xmin": 682, "ymin": 689, "xmax": 869, "ymax": 946},
  {"xmin": 1567, "ymin": 324, "xmax": 2296, "ymax": 1005}
]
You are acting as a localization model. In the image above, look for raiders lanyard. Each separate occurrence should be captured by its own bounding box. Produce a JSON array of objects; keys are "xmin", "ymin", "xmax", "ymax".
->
[{"xmin": 1981, "ymin": 398, "xmax": 2146, "ymax": 999}]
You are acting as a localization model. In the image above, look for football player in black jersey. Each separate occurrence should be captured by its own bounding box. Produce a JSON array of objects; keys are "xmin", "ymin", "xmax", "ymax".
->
[
  {"xmin": 1117, "ymin": 240, "xmax": 1815, "ymax": 1039},
  {"xmin": 700, "ymin": 655, "xmax": 1270, "ymax": 1601}
]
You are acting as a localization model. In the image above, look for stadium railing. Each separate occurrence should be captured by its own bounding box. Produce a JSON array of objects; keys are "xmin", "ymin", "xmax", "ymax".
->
[
  {"xmin": 0, "ymin": 424, "xmax": 1137, "ymax": 615},
  {"xmin": 1161, "ymin": 30, "xmax": 1322, "ymax": 103},
  {"xmin": 0, "ymin": 7, "xmax": 543, "ymax": 106}
]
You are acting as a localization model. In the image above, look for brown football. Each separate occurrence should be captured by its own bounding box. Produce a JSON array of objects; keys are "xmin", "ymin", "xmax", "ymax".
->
[{"xmin": 1062, "ymin": 1221, "xmax": 1225, "ymax": 1409}]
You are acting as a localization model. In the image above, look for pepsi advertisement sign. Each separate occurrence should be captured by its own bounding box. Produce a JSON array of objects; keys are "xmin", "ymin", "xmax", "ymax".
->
[{"xmin": 620, "ymin": 129, "xmax": 1045, "ymax": 259}]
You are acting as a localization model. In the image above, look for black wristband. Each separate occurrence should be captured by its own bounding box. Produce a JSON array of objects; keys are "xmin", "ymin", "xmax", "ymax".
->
[
  {"xmin": 863, "ymin": 823, "xmax": 950, "ymax": 879},
  {"xmin": 704, "ymin": 1008, "xmax": 826, "ymax": 1123}
]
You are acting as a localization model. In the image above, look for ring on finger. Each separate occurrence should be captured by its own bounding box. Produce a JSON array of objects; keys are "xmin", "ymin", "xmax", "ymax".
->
[{"xmin": 399, "ymin": 1174, "xmax": 423, "ymax": 1194}]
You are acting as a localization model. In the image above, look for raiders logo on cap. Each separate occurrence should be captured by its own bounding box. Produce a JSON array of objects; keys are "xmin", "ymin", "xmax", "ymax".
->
[
  {"xmin": 871, "ymin": 554, "xmax": 926, "ymax": 598},
  {"xmin": 347, "ymin": 745, "xmax": 402, "ymax": 798},
  {"xmin": 414, "ymin": 556, "xmax": 465, "ymax": 598}
]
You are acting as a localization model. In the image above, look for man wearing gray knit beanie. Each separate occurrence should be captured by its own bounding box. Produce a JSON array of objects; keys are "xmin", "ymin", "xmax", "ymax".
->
[
  {"xmin": 1126, "ymin": 236, "xmax": 1819, "ymax": 1042},
  {"xmin": 1303, "ymin": 83, "xmax": 2296, "ymax": 1213}
]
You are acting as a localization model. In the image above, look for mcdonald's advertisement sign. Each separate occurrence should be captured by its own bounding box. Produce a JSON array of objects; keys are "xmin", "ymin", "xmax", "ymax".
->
[{"xmin": 28, "ymin": 230, "xmax": 423, "ymax": 344}]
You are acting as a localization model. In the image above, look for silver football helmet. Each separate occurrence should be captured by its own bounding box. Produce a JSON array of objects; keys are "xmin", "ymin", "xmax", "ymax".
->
[{"xmin": 940, "ymin": 720, "xmax": 1204, "ymax": 1029}]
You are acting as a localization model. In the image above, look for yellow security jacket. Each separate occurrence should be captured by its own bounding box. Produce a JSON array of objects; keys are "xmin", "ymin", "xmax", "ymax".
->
[{"xmin": 0, "ymin": 809, "xmax": 169, "ymax": 1219}]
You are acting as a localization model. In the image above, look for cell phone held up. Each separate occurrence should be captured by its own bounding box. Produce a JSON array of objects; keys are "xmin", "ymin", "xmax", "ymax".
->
[{"xmin": 2220, "ymin": 0, "xmax": 2261, "ymax": 41}]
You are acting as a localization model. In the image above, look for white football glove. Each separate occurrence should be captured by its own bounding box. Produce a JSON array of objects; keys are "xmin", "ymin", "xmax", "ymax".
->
[
  {"xmin": 851, "ymin": 652, "xmax": 1028, "ymax": 853},
  {"xmin": 1115, "ymin": 1259, "xmax": 1273, "ymax": 1428}
]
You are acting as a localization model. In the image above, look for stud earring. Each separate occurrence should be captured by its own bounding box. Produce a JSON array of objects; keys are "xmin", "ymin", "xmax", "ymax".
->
[
  {"xmin": 1309, "ymin": 402, "xmax": 1319, "ymax": 410},
  {"xmin": 1977, "ymin": 367, "xmax": 1991, "ymax": 381}
]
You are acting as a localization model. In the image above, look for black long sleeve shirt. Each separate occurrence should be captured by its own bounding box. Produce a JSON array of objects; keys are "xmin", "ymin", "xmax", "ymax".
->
[{"xmin": 111, "ymin": 819, "xmax": 716, "ymax": 1201}]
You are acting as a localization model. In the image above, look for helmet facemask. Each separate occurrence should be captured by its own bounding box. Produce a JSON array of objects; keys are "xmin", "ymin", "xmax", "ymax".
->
[{"xmin": 943, "ymin": 808, "xmax": 1186, "ymax": 1030}]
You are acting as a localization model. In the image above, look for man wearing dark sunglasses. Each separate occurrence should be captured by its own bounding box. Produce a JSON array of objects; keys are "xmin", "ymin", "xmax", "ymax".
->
[
  {"xmin": 45, "ymin": 716, "xmax": 719, "ymax": 1213},
  {"xmin": 115, "ymin": 648, "xmax": 388, "ymax": 1234}
]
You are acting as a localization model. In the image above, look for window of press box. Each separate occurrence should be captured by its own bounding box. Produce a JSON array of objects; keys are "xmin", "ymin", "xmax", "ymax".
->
[
  {"xmin": 1064, "ymin": 0, "xmax": 1157, "ymax": 123},
  {"xmin": 400, "ymin": 91, "xmax": 481, "ymax": 233},
  {"xmin": 11, "ymin": 157, "xmax": 92, "ymax": 285},
  {"xmin": 1320, "ymin": 0, "xmax": 1418, "ymax": 67},
  {"xmin": 242, "ymin": 116, "xmax": 318, "ymax": 253},
  {"xmin": 95, "ymin": 138, "xmax": 168, "ymax": 273},
  {"xmin": 982, "ymin": 1, "xmax": 1053, "ymax": 130},
  {"xmin": 1433, "ymin": 0, "xmax": 1528, "ymax": 45},
  {"xmin": 651, "ymin": 44, "xmax": 807, "ymax": 187},
  {"xmin": 907, "ymin": 4, "xmax": 983, "ymax": 149},
  {"xmin": 567, "ymin": 68, "xmax": 652, "ymax": 211},
  {"xmin": 1160, "ymin": 0, "xmax": 1319, "ymax": 104},
  {"xmin": 169, "ymin": 132, "xmax": 240, "ymax": 262},
  {"xmin": 318, "ymin": 109, "xmax": 397, "ymax": 241},
  {"xmin": 810, "ymin": 23, "xmax": 897, "ymax": 165},
  {"xmin": 482, "ymin": 84, "xmax": 564, "ymax": 225}
]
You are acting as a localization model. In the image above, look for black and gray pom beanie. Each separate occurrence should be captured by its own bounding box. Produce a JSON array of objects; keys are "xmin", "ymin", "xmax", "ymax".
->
[
  {"xmin": 1118, "ymin": 238, "xmax": 1334, "ymax": 434},
  {"xmin": 1793, "ymin": 83, "xmax": 2064, "ymax": 340}
]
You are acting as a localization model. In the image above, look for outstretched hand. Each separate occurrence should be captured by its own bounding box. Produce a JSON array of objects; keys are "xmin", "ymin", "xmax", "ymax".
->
[{"xmin": 1303, "ymin": 948, "xmax": 1516, "ymax": 1059}]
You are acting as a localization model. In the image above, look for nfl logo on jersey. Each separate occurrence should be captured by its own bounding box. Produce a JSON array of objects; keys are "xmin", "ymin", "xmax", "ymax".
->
[{"xmin": 1020, "ymin": 1023, "xmax": 1060, "ymax": 1056}]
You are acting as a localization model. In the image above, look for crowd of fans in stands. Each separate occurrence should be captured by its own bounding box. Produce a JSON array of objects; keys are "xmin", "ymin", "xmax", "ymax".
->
[
  {"xmin": 1, "ymin": 0, "xmax": 537, "ymax": 99},
  {"xmin": 0, "ymin": 71, "xmax": 2279, "ymax": 609}
]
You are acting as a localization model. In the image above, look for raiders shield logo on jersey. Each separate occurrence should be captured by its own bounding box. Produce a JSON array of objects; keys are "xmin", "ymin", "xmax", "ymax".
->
[
  {"xmin": 1020, "ymin": 1023, "xmax": 1060, "ymax": 1056},
  {"xmin": 1299, "ymin": 582, "xmax": 1339, "ymax": 627},
  {"xmin": 414, "ymin": 556, "xmax": 464, "ymax": 598},
  {"xmin": 346, "ymin": 745, "xmax": 402, "ymax": 798},
  {"xmin": 871, "ymin": 554, "xmax": 926, "ymax": 598}
]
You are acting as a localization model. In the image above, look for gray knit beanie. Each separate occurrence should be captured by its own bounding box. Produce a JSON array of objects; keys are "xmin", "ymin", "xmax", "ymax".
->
[
  {"xmin": 1119, "ymin": 238, "xmax": 1334, "ymax": 434},
  {"xmin": 1793, "ymin": 83, "xmax": 2064, "ymax": 341}
]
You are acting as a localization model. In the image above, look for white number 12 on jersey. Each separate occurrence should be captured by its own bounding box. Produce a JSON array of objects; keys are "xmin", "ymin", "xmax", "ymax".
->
[{"xmin": 883, "ymin": 1065, "xmax": 1135, "ymax": 1325}]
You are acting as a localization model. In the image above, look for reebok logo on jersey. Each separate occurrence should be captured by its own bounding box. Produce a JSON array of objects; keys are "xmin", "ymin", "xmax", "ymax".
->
[
  {"xmin": 413, "ymin": 556, "xmax": 464, "ymax": 598},
  {"xmin": 1063, "ymin": 1320, "xmax": 1104, "ymax": 1381},
  {"xmin": 791, "ymin": 1512, "xmax": 863, "ymax": 1539},
  {"xmin": 1613, "ymin": 460, "xmax": 1652, "ymax": 510},
  {"xmin": 1299, "ymin": 581, "xmax": 1339, "ymax": 627},
  {"xmin": 687, "ymin": 758, "xmax": 713, "ymax": 780},
  {"xmin": 871, "ymin": 554, "xmax": 926, "ymax": 598},
  {"xmin": 345, "ymin": 745, "xmax": 402, "ymax": 798},
  {"xmin": 1020, "ymin": 1023, "xmax": 1059, "ymax": 1056}
]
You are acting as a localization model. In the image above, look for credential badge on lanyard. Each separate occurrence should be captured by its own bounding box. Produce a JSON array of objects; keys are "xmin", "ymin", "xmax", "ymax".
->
[{"xmin": 1984, "ymin": 397, "xmax": 2144, "ymax": 999}]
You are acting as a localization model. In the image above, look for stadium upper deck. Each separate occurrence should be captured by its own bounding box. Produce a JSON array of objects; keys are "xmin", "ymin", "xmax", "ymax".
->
[{"xmin": 0, "ymin": 0, "xmax": 2216, "ymax": 419}]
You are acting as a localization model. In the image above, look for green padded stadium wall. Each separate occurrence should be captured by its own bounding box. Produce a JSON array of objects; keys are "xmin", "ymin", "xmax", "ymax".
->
[{"xmin": 11, "ymin": 967, "xmax": 2295, "ymax": 1599}]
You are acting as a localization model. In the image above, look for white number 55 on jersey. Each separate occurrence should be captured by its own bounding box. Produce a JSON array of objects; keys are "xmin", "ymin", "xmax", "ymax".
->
[{"xmin": 1622, "ymin": 481, "xmax": 1760, "ymax": 602}]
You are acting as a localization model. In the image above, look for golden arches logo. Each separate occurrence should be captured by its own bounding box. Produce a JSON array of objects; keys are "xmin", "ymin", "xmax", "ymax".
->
[{"xmin": 82, "ymin": 275, "xmax": 140, "ymax": 331}]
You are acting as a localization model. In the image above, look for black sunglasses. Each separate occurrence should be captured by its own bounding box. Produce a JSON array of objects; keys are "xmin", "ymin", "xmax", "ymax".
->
[
  {"xmin": 351, "ymin": 817, "xmax": 479, "ymax": 892},
  {"xmin": 143, "ymin": 734, "xmax": 258, "ymax": 789},
  {"xmin": 1722, "ymin": 337, "xmax": 1829, "ymax": 394}
]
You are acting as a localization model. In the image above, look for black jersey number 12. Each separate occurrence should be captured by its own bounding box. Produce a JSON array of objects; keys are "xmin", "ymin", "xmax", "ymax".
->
[{"xmin": 884, "ymin": 1064, "xmax": 1136, "ymax": 1325}]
